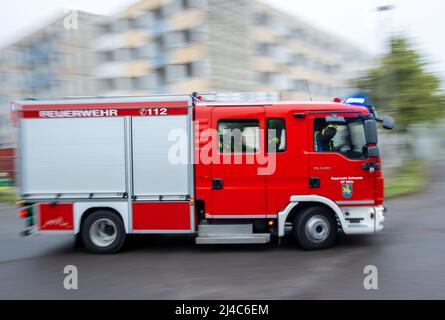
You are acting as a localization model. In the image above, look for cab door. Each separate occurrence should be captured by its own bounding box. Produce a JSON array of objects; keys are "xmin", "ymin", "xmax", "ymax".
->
[
  {"xmin": 209, "ymin": 106, "xmax": 267, "ymax": 217},
  {"xmin": 308, "ymin": 113, "xmax": 376, "ymax": 206}
]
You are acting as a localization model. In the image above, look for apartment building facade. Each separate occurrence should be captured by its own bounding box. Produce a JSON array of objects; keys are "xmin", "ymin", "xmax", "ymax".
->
[
  {"xmin": 0, "ymin": 0, "xmax": 370, "ymax": 147},
  {"xmin": 0, "ymin": 11, "xmax": 101, "ymax": 147},
  {"xmin": 94, "ymin": 0, "xmax": 370, "ymax": 99}
]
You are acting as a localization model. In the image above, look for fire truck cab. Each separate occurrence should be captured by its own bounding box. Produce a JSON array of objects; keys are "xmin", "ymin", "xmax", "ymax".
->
[{"xmin": 13, "ymin": 92, "xmax": 393, "ymax": 254}]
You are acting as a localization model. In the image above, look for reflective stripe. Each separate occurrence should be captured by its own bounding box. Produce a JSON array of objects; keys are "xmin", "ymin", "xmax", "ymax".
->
[
  {"xmin": 336, "ymin": 200, "xmax": 375, "ymax": 205},
  {"xmin": 206, "ymin": 214, "xmax": 278, "ymax": 219}
]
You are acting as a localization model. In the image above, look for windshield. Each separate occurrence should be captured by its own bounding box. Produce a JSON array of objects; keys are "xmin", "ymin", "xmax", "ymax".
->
[{"xmin": 314, "ymin": 117, "xmax": 368, "ymax": 159}]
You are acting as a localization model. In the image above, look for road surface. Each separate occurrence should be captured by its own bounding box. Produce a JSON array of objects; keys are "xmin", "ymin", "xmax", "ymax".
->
[{"xmin": 1, "ymin": 160, "xmax": 444, "ymax": 299}]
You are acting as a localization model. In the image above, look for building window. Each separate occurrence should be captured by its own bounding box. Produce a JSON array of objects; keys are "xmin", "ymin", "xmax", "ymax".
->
[
  {"xmin": 257, "ymin": 72, "xmax": 271, "ymax": 85},
  {"xmin": 189, "ymin": 60, "xmax": 206, "ymax": 77},
  {"xmin": 137, "ymin": 74, "xmax": 157, "ymax": 90},
  {"xmin": 164, "ymin": 31, "xmax": 186, "ymax": 48},
  {"xmin": 136, "ymin": 44, "xmax": 155, "ymax": 59},
  {"xmin": 184, "ymin": 29, "xmax": 193, "ymax": 43},
  {"xmin": 102, "ymin": 78, "xmax": 114, "ymax": 92},
  {"xmin": 185, "ymin": 63, "xmax": 193, "ymax": 78},
  {"xmin": 252, "ymin": 12, "xmax": 268, "ymax": 25},
  {"xmin": 153, "ymin": 8, "xmax": 162, "ymax": 19},
  {"xmin": 101, "ymin": 23, "xmax": 113, "ymax": 34},
  {"xmin": 115, "ymin": 78, "xmax": 133, "ymax": 91},
  {"xmin": 156, "ymin": 67, "xmax": 166, "ymax": 85},
  {"xmin": 165, "ymin": 64, "xmax": 187, "ymax": 82},
  {"xmin": 254, "ymin": 42, "xmax": 269, "ymax": 56},
  {"xmin": 218, "ymin": 119, "xmax": 260, "ymax": 154},
  {"xmin": 267, "ymin": 119, "xmax": 286, "ymax": 152},
  {"xmin": 103, "ymin": 51, "xmax": 113, "ymax": 62},
  {"xmin": 293, "ymin": 79, "xmax": 307, "ymax": 92},
  {"xmin": 155, "ymin": 36, "xmax": 165, "ymax": 51},
  {"xmin": 130, "ymin": 47, "xmax": 139, "ymax": 59},
  {"xmin": 182, "ymin": 0, "xmax": 190, "ymax": 9}
]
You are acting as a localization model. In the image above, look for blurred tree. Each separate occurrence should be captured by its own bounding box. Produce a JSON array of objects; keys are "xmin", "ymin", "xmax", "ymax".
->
[{"xmin": 354, "ymin": 36, "xmax": 445, "ymax": 132}]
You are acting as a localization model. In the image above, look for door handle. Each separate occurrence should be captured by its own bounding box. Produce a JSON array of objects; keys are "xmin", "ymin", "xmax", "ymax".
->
[
  {"xmin": 309, "ymin": 177, "xmax": 320, "ymax": 188},
  {"xmin": 212, "ymin": 178, "xmax": 224, "ymax": 190},
  {"xmin": 362, "ymin": 162, "xmax": 381, "ymax": 173}
]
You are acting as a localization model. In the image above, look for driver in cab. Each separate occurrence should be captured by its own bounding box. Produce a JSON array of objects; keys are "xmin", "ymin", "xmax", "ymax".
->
[{"xmin": 315, "ymin": 123, "xmax": 338, "ymax": 152}]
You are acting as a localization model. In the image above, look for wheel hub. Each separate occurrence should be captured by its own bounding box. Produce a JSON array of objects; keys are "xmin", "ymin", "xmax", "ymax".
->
[
  {"xmin": 305, "ymin": 215, "xmax": 330, "ymax": 244},
  {"xmin": 89, "ymin": 218, "xmax": 117, "ymax": 248}
]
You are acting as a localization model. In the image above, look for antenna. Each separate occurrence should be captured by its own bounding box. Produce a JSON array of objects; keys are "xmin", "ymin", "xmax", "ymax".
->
[{"xmin": 304, "ymin": 80, "xmax": 313, "ymax": 101}]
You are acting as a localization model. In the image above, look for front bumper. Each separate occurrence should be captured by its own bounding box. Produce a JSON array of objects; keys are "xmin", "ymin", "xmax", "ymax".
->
[{"xmin": 339, "ymin": 205, "xmax": 385, "ymax": 235}]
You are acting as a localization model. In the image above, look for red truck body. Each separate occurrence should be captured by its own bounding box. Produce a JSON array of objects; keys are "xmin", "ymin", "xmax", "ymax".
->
[{"xmin": 13, "ymin": 93, "xmax": 387, "ymax": 253}]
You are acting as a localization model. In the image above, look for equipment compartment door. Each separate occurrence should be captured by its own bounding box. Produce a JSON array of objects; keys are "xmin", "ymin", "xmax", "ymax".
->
[
  {"xmin": 209, "ymin": 107, "xmax": 267, "ymax": 217},
  {"xmin": 131, "ymin": 115, "xmax": 190, "ymax": 199},
  {"xmin": 20, "ymin": 117, "xmax": 127, "ymax": 197}
]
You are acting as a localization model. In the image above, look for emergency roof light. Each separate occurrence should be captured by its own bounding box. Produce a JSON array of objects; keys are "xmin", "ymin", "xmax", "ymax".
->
[
  {"xmin": 342, "ymin": 94, "xmax": 376, "ymax": 116},
  {"xmin": 343, "ymin": 93, "xmax": 395, "ymax": 130}
]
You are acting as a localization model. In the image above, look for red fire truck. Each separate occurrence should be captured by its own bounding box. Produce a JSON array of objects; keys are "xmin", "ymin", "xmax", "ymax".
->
[{"xmin": 13, "ymin": 92, "xmax": 394, "ymax": 254}]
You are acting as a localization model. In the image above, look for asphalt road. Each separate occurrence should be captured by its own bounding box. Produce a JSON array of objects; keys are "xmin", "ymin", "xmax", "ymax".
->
[{"xmin": 1, "ymin": 160, "xmax": 445, "ymax": 300}]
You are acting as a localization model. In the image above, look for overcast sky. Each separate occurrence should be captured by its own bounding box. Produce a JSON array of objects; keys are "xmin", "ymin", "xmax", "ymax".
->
[{"xmin": 0, "ymin": 0, "xmax": 444, "ymax": 80}]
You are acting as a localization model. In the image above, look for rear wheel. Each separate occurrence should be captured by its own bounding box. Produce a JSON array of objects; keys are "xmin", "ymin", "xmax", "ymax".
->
[
  {"xmin": 293, "ymin": 206, "xmax": 337, "ymax": 250},
  {"xmin": 81, "ymin": 210, "xmax": 126, "ymax": 254}
]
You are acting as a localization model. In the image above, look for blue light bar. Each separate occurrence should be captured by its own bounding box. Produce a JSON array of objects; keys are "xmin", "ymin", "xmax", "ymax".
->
[{"xmin": 342, "ymin": 94, "xmax": 370, "ymax": 107}]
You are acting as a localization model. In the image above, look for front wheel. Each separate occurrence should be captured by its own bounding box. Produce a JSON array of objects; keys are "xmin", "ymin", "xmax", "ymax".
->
[
  {"xmin": 81, "ymin": 210, "xmax": 126, "ymax": 254},
  {"xmin": 293, "ymin": 206, "xmax": 337, "ymax": 250}
]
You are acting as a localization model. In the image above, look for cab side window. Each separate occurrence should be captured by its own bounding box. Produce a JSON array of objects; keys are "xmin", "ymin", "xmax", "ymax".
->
[
  {"xmin": 267, "ymin": 118, "xmax": 286, "ymax": 152},
  {"xmin": 218, "ymin": 119, "xmax": 260, "ymax": 153},
  {"xmin": 313, "ymin": 117, "xmax": 368, "ymax": 160}
]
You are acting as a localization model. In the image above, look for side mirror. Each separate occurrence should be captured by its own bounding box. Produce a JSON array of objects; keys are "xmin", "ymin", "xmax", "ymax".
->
[
  {"xmin": 325, "ymin": 115, "xmax": 346, "ymax": 125},
  {"xmin": 368, "ymin": 146, "xmax": 380, "ymax": 158},
  {"xmin": 364, "ymin": 120, "xmax": 378, "ymax": 145},
  {"xmin": 382, "ymin": 116, "xmax": 395, "ymax": 130}
]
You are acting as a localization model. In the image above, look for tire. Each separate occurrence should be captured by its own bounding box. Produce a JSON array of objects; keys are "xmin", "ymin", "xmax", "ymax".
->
[
  {"xmin": 81, "ymin": 210, "xmax": 126, "ymax": 254},
  {"xmin": 74, "ymin": 234, "xmax": 83, "ymax": 249},
  {"xmin": 293, "ymin": 206, "xmax": 337, "ymax": 250}
]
